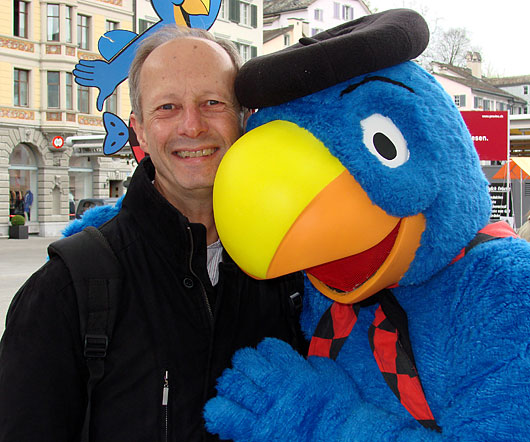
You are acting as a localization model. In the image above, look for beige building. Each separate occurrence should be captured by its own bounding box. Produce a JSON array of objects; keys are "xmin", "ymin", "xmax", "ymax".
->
[{"xmin": 1, "ymin": 0, "xmax": 135, "ymax": 237}]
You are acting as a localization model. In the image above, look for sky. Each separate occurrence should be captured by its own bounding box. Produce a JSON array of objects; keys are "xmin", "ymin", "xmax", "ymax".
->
[{"xmin": 369, "ymin": 0, "xmax": 530, "ymax": 77}]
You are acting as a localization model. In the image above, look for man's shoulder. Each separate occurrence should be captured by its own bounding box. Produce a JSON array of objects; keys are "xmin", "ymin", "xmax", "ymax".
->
[{"xmin": 4, "ymin": 257, "xmax": 77, "ymax": 333}]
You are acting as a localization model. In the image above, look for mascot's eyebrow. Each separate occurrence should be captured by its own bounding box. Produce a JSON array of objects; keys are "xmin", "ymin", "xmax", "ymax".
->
[{"xmin": 340, "ymin": 76, "xmax": 415, "ymax": 97}]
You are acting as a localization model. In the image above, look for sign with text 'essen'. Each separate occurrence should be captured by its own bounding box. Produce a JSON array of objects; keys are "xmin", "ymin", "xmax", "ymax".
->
[{"xmin": 461, "ymin": 111, "xmax": 509, "ymax": 161}]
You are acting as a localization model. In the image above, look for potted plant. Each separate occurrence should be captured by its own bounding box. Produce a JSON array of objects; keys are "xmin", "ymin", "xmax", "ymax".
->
[{"xmin": 9, "ymin": 214, "xmax": 28, "ymax": 239}]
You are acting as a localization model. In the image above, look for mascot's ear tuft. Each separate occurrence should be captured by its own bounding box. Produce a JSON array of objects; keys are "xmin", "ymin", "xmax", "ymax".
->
[{"xmin": 235, "ymin": 8, "xmax": 429, "ymax": 109}]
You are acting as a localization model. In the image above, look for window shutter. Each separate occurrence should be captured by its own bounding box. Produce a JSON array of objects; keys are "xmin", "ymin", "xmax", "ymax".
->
[
  {"xmin": 251, "ymin": 45, "xmax": 257, "ymax": 58},
  {"xmin": 229, "ymin": 0, "xmax": 240, "ymax": 23},
  {"xmin": 251, "ymin": 4, "xmax": 258, "ymax": 28},
  {"xmin": 461, "ymin": 95, "xmax": 466, "ymax": 107}
]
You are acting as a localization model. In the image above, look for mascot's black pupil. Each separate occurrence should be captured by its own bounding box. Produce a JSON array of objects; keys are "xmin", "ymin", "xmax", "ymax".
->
[{"xmin": 373, "ymin": 133, "xmax": 397, "ymax": 160}]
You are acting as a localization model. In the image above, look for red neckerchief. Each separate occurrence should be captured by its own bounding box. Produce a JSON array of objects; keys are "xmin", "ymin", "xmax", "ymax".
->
[{"xmin": 308, "ymin": 222, "xmax": 517, "ymax": 432}]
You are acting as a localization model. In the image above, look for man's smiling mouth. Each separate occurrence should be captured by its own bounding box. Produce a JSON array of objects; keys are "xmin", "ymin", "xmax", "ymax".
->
[{"xmin": 175, "ymin": 148, "xmax": 217, "ymax": 159}]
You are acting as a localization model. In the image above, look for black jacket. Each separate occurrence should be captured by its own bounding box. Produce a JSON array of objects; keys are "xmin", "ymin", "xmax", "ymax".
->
[{"xmin": 0, "ymin": 158, "xmax": 306, "ymax": 442}]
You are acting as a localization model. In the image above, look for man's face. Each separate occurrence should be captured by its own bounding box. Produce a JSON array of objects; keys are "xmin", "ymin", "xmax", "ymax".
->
[{"xmin": 131, "ymin": 37, "xmax": 242, "ymax": 204}]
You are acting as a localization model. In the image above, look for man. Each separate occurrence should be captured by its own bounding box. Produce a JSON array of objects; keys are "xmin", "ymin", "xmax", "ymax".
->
[{"xmin": 0, "ymin": 26, "xmax": 306, "ymax": 442}]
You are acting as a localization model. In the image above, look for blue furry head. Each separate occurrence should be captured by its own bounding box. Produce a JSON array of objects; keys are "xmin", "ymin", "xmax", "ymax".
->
[{"xmin": 247, "ymin": 62, "xmax": 491, "ymax": 285}]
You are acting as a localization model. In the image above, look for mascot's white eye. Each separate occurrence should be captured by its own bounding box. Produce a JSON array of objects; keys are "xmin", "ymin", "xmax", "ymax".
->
[{"xmin": 360, "ymin": 114, "xmax": 409, "ymax": 168}]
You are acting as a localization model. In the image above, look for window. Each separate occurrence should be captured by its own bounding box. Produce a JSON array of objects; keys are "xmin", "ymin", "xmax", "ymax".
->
[
  {"xmin": 65, "ymin": 6, "xmax": 72, "ymax": 43},
  {"xmin": 47, "ymin": 71, "xmax": 60, "ymax": 108},
  {"xmin": 474, "ymin": 96, "xmax": 483, "ymax": 109},
  {"xmin": 234, "ymin": 42, "xmax": 257, "ymax": 62},
  {"xmin": 239, "ymin": 43, "xmax": 249, "ymax": 62},
  {"xmin": 219, "ymin": 0, "xmax": 227, "ymax": 19},
  {"xmin": 454, "ymin": 95, "xmax": 466, "ymax": 107},
  {"xmin": 9, "ymin": 145, "xmax": 38, "ymax": 221},
  {"xmin": 138, "ymin": 19, "xmax": 155, "ymax": 34},
  {"xmin": 524, "ymin": 85, "xmax": 528, "ymax": 95},
  {"xmin": 483, "ymin": 99, "xmax": 491, "ymax": 111},
  {"xmin": 105, "ymin": 89, "xmax": 118, "ymax": 114},
  {"xmin": 77, "ymin": 14, "xmax": 90, "ymax": 50},
  {"xmin": 284, "ymin": 34, "xmax": 290, "ymax": 46},
  {"xmin": 78, "ymin": 84, "xmax": 89, "ymax": 113},
  {"xmin": 47, "ymin": 4, "xmax": 59, "ymax": 41},
  {"xmin": 333, "ymin": 2, "xmax": 340, "ymax": 19},
  {"xmin": 342, "ymin": 5, "xmax": 353, "ymax": 20},
  {"xmin": 314, "ymin": 8, "xmax": 323, "ymax": 21},
  {"xmin": 496, "ymin": 102, "xmax": 506, "ymax": 111},
  {"xmin": 66, "ymin": 72, "xmax": 73, "ymax": 110},
  {"xmin": 14, "ymin": 68, "xmax": 29, "ymax": 107},
  {"xmin": 14, "ymin": 0, "xmax": 29, "ymax": 38},
  {"xmin": 240, "ymin": 2, "xmax": 249, "ymax": 25},
  {"xmin": 106, "ymin": 20, "xmax": 118, "ymax": 32}
]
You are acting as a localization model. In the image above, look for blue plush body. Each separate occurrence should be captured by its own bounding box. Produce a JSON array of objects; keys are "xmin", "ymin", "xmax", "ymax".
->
[{"xmin": 203, "ymin": 62, "xmax": 530, "ymax": 440}]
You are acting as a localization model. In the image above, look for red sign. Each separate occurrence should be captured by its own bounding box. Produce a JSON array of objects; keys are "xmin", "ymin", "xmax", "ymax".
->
[
  {"xmin": 52, "ymin": 136, "xmax": 64, "ymax": 149},
  {"xmin": 460, "ymin": 111, "xmax": 508, "ymax": 161}
]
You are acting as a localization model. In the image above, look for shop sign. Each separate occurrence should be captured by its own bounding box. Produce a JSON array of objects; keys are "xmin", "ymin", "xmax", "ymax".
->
[{"xmin": 461, "ymin": 111, "xmax": 509, "ymax": 161}]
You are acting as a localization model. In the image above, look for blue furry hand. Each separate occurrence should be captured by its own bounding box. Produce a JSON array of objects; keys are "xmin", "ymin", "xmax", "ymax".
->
[
  {"xmin": 204, "ymin": 338, "xmax": 358, "ymax": 441},
  {"xmin": 73, "ymin": 59, "xmax": 120, "ymax": 111}
]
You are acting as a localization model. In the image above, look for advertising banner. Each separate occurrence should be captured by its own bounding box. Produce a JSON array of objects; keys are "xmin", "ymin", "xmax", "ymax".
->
[{"xmin": 461, "ymin": 111, "xmax": 509, "ymax": 161}]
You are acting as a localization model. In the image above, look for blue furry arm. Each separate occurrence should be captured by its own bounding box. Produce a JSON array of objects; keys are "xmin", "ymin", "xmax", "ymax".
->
[
  {"xmin": 62, "ymin": 196, "xmax": 123, "ymax": 238},
  {"xmin": 204, "ymin": 338, "xmax": 443, "ymax": 441}
]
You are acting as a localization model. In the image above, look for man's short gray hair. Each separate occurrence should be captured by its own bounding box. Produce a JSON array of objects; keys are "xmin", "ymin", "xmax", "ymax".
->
[{"xmin": 129, "ymin": 25, "xmax": 243, "ymax": 123}]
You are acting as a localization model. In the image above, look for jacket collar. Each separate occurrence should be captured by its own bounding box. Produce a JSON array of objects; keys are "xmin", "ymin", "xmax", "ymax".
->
[{"xmin": 122, "ymin": 157, "xmax": 209, "ymax": 270}]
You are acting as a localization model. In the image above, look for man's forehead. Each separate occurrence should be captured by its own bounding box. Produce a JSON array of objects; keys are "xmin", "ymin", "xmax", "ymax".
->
[{"xmin": 150, "ymin": 37, "xmax": 230, "ymax": 65}]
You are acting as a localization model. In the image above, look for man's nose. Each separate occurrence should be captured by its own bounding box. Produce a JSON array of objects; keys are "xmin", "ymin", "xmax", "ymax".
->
[{"xmin": 178, "ymin": 106, "xmax": 208, "ymax": 138}]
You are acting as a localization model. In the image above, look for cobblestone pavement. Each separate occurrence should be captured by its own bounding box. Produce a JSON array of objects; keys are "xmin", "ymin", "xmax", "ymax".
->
[{"xmin": 0, "ymin": 235, "xmax": 60, "ymax": 336}]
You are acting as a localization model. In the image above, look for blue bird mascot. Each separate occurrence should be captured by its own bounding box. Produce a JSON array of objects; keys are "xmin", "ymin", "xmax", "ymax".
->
[{"xmin": 204, "ymin": 9, "xmax": 530, "ymax": 441}]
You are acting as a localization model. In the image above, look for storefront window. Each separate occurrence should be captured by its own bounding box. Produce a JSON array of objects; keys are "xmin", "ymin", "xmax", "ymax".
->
[
  {"xmin": 69, "ymin": 156, "xmax": 93, "ymax": 217},
  {"xmin": 9, "ymin": 144, "xmax": 38, "ymax": 222}
]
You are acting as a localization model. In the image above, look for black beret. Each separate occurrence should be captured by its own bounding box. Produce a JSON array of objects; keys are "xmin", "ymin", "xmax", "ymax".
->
[{"xmin": 235, "ymin": 9, "xmax": 429, "ymax": 108}]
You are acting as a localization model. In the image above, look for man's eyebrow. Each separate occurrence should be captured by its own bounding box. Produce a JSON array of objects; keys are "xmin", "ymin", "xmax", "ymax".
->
[{"xmin": 340, "ymin": 76, "xmax": 415, "ymax": 97}]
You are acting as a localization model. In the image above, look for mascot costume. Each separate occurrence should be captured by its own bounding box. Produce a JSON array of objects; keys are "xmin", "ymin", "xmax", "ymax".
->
[{"xmin": 202, "ymin": 9, "xmax": 530, "ymax": 441}]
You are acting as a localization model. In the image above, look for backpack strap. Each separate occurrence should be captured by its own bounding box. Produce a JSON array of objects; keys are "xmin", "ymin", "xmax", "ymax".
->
[{"xmin": 48, "ymin": 226, "xmax": 122, "ymax": 442}]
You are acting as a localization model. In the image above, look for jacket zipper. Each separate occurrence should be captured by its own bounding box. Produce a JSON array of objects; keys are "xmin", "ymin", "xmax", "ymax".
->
[
  {"xmin": 162, "ymin": 370, "xmax": 169, "ymax": 442},
  {"xmin": 186, "ymin": 226, "xmax": 214, "ymax": 326},
  {"xmin": 187, "ymin": 226, "xmax": 216, "ymax": 441}
]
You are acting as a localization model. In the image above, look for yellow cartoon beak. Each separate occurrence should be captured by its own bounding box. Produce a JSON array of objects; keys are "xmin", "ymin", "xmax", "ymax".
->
[{"xmin": 213, "ymin": 120, "xmax": 425, "ymax": 304}]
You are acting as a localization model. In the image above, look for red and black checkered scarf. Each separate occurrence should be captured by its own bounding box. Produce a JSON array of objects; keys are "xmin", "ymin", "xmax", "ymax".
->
[{"xmin": 308, "ymin": 222, "xmax": 517, "ymax": 432}]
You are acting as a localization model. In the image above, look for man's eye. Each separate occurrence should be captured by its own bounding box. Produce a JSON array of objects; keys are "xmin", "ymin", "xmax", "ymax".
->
[
  {"xmin": 160, "ymin": 104, "xmax": 174, "ymax": 110},
  {"xmin": 207, "ymin": 100, "xmax": 221, "ymax": 106}
]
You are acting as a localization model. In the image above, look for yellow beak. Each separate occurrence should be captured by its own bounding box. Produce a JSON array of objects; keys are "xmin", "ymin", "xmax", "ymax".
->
[
  {"xmin": 174, "ymin": 0, "xmax": 210, "ymax": 26},
  {"xmin": 213, "ymin": 120, "xmax": 425, "ymax": 303}
]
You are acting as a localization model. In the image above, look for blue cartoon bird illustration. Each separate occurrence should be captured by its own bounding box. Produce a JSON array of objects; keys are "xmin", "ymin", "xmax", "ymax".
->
[
  {"xmin": 204, "ymin": 9, "xmax": 530, "ymax": 441},
  {"xmin": 73, "ymin": 0, "xmax": 220, "ymax": 155}
]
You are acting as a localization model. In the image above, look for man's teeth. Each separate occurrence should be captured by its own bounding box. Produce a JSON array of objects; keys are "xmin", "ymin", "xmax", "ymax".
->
[{"xmin": 176, "ymin": 148, "xmax": 216, "ymax": 158}]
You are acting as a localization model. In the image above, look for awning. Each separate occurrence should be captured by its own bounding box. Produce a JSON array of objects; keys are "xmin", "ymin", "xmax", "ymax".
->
[{"xmin": 492, "ymin": 157, "xmax": 530, "ymax": 180}]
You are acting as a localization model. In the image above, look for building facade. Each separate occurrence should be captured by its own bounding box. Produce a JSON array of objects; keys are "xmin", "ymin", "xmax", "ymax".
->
[
  {"xmin": 431, "ymin": 53, "xmax": 526, "ymax": 115},
  {"xmin": 137, "ymin": 0, "xmax": 264, "ymax": 63},
  {"xmin": 487, "ymin": 75, "xmax": 530, "ymax": 115},
  {"xmin": 1, "ymin": 0, "xmax": 135, "ymax": 237},
  {"xmin": 263, "ymin": 0, "xmax": 370, "ymax": 47}
]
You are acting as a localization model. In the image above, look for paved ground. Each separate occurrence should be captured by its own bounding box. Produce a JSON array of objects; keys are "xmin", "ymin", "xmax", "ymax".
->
[{"xmin": 0, "ymin": 235, "xmax": 60, "ymax": 336}]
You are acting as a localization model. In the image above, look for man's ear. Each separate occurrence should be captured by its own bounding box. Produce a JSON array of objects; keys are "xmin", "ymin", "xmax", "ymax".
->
[
  {"xmin": 242, "ymin": 108, "xmax": 254, "ymax": 132},
  {"xmin": 130, "ymin": 112, "xmax": 149, "ymax": 154}
]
